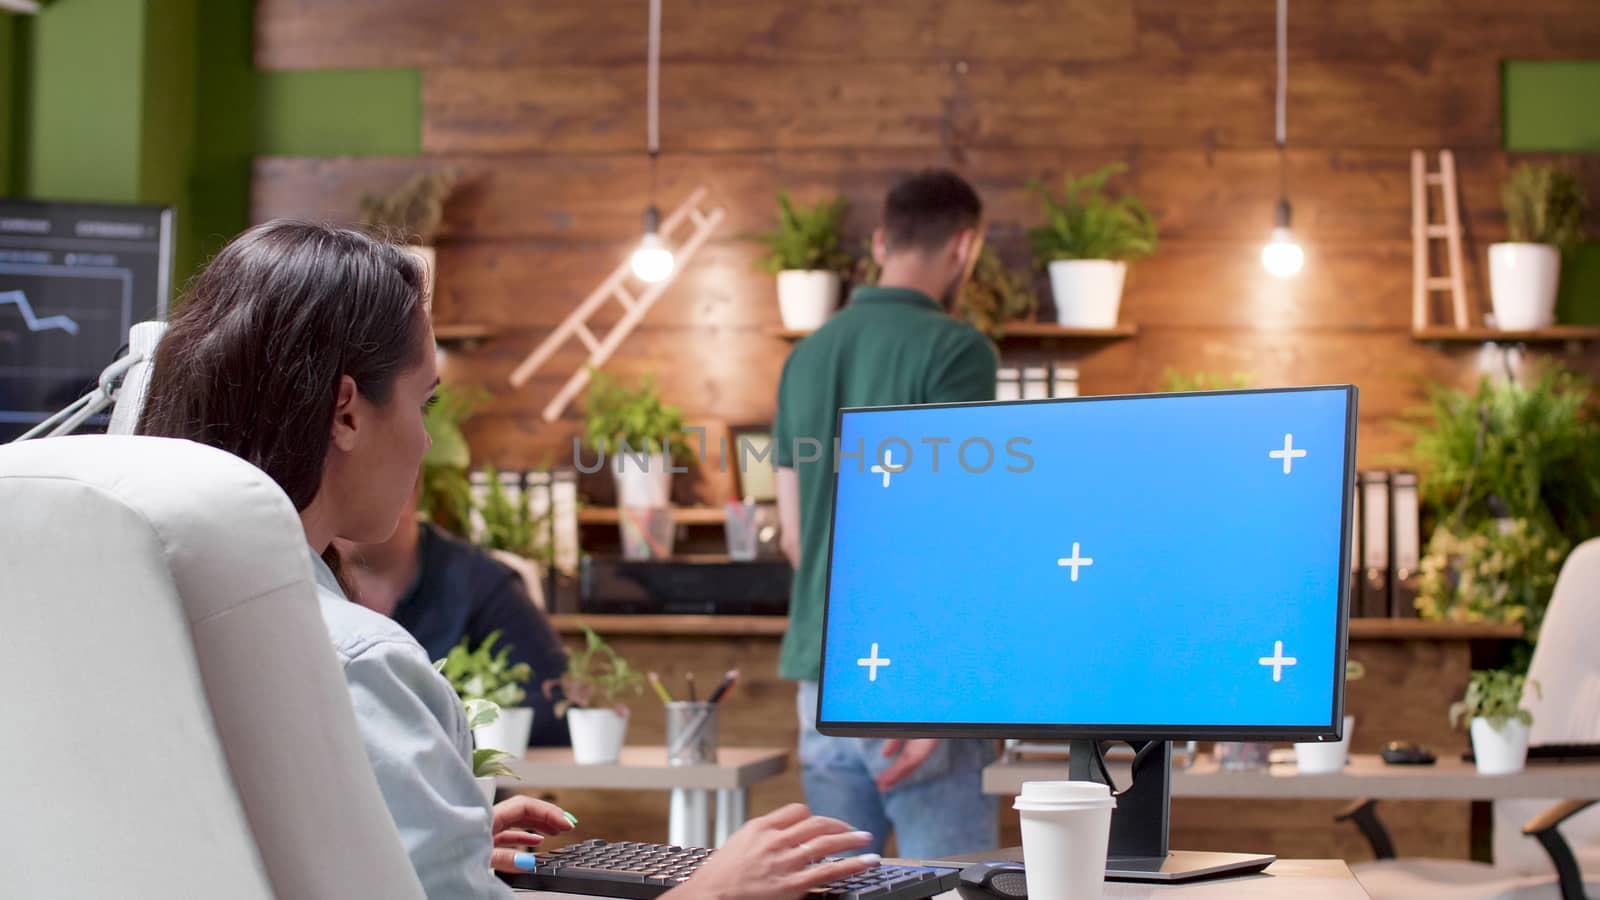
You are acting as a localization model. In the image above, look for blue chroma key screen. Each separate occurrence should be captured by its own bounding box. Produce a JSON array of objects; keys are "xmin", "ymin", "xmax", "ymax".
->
[{"xmin": 817, "ymin": 386, "xmax": 1356, "ymax": 739}]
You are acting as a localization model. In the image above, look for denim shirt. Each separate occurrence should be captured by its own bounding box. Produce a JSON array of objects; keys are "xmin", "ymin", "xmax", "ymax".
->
[{"xmin": 310, "ymin": 549, "xmax": 513, "ymax": 899}]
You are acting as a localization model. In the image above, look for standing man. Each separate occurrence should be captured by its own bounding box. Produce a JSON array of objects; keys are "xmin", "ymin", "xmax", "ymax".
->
[{"xmin": 774, "ymin": 170, "xmax": 999, "ymax": 857}]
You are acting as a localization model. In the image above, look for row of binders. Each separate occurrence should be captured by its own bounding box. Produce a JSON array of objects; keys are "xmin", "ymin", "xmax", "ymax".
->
[
  {"xmin": 996, "ymin": 364, "xmax": 1079, "ymax": 401},
  {"xmin": 1351, "ymin": 470, "xmax": 1422, "ymax": 618}
]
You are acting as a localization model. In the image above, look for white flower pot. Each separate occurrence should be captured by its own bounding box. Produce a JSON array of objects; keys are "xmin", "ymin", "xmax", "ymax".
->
[
  {"xmin": 1488, "ymin": 243, "xmax": 1561, "ymax": 330},
  {"xmin": 1048, "ymin": 260, "xmax": 1127, "ymax": 328},
  {"xmin": 1294, "ymin": 716, "xmax": 1355, "ymax": 774},
  {"xmin": 473, "ymin": 705, "xmax": 534, "ymax": 759},
  {"xmin": 475, "ymin": 775, "xmax": 497, "ymax": 805},
  {"xmin": 776, "ymin": 270, "xmax": 841, "ymax": 330},
  {"xmin": 568, "ymin": 708, "xmax": 629, "ymax": 765},
  {"xmin": 1471, "ymin": 717, "xmax": 1531, "ymax": 775},
  {"xmin": 613, "ymin": 452, "xmax": 672, "ymax": 508}
]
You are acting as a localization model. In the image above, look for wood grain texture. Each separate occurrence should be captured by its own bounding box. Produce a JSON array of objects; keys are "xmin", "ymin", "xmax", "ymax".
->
[
  {"xmin": 257, "ymin": 0, "xmax": 1140, "ymax": 70},
  {"xmin": 419, "ymin": 57, "xmax": 1503, "ymax": 155}
]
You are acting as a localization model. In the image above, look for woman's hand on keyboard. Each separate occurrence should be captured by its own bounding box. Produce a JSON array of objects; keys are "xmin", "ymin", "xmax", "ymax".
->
[
  {"xmin": 666, "ymin": 803, "xmax": 878, "ymax": 900},
  {"xmin": 489, "ymin": 796, "xmax": 578, "ymax": 873}
]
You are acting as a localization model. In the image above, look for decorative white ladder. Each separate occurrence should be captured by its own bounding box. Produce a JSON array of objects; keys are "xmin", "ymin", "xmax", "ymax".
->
[
  {"xmin": 1410, "ymin": 149, "xmax": 1471, "ymax": 330},
  {"xmin": 508, "ymin": 186, "xmax": 726, "ymax": 422}
]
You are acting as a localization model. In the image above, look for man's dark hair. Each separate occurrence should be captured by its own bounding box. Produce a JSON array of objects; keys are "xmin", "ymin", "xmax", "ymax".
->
[{"xmin": 881, "ymin": 169, "xmax": 982, "ymax": 255}]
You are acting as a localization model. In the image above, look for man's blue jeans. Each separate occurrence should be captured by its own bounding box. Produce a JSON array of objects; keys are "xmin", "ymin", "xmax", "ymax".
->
[{"xmin": 795, "ymin": 681, "xmax": 999, "ymax": 858}]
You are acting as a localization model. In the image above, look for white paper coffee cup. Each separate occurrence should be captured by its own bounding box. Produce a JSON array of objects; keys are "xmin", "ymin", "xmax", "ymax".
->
[{"xmin": 1015, "ymin": 781, "xmax": 1117, "ymax": 900}]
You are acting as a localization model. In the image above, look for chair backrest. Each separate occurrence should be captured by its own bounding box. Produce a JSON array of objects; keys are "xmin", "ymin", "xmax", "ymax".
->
[
  {"xmin": 0, "ymin": 435, "xmax": 424, "ymax": 899},
  {"xmin": 1494, "ymin": 538, "xmax": 1600, "ymax": 875}
]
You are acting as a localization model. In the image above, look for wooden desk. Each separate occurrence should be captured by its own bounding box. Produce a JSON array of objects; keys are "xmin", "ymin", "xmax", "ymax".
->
[
  {"xmin": 513, "ymin": 858, "xmax": 1369, "ymax": 898},
  {"xmin": 984, "ymin": 754, "xmax": 1600, "ymax": 800},
  {"xmin": 501, "ymin": 746, "xmax": 788, "ymax": 847}
]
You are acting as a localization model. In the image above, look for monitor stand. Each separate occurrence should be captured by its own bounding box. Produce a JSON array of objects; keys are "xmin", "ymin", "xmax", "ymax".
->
[{"xmin": 1068, "ymin": 739, "xmax": 1275, "ymax": 883}]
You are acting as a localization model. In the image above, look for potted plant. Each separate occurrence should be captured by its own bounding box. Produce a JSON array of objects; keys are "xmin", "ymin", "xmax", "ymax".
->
[
  {"xmin": 582, "ymin": 369, "xmax": 687, "ymax": 510},
  {"xmin": 359, "ymin": 168, "xmax": 460, "ymax": 297},
  {"xmin": 1490, "ymin": 165, "xmax": 1587, "ymax": 331},
  {"xmin": 1451, "ymin": 669, "xmax": 1540, "ymax": 775},
  {"xmin": 1028, "ymin": 163, "xmax": 1158, "ymax": 328},
  {"xmin": 956, "ymin": 245, "xmax": 1038, "ymax": 337},
  {"xmin": 545, "ymin": 626, "xmax": 644, "ymax": 765},
  {"xmin": 436, "ymin": 631, "xmax": 536, "ymax": 758},
  {"xmin": 464, "ymin": 699, "xmax": 519, "ymax": 804},
  {"xmin": 1294, "ymin": 660, "xmax": 1365, "ymax": 774},
  {"xmin": 420, "ymin": 383, "xmax": 483, "ymax": 535},
  {"xmin": 751, "ymin": 192, "xmax": 854, "ymax": 330}
]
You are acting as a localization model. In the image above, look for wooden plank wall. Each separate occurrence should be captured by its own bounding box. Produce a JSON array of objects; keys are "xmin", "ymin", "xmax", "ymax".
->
[{"xmin": 252, "ymin": 0, "xmax": 1600, "ymax": 482}]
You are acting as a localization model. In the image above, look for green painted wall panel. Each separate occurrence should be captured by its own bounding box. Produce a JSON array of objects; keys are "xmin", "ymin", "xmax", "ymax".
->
[
  {"xmin": 141, "ymin": 0, "xmax": 198, "ymax": 283},
  {"xmin": 24, "ymin": 0, "xmax": 146, "ymax": 201},
  {"xmin": 0, "ymin": 13, "xmax": 15, "ymax": 196},
  {"xmin": 256, "ymin": 68, "xmax": 421, "ymax": 157},
  {"xmin": 188, "ymin": 0, "xmax": 256, "ymax": 279},
  {"xmin": 1504, "ymin": 60, "xmax": 1600, "ymax": 152}
]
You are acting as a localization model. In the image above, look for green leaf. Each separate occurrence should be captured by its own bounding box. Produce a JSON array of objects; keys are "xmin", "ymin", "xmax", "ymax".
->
[
  {"xmin": 473, "ymin": 747, "xmax": 518, "ymax": 779},
  {"xmin": 1028, "ymin": 163, "xmax": 1158, "ymax": 264}
]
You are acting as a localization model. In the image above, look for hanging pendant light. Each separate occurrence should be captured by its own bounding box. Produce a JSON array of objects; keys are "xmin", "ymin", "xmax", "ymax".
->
[
  {"xmin": 1261, "ymin": 0, "xmax": 1305, "ymax": 279},
  {"xmin": 629, "ymin": 0, "xmax": 675, "ymax": 284}
]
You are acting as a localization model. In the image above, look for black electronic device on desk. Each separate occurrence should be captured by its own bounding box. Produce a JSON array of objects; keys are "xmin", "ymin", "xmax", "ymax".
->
[
  {"xmin": 1380, "ymin": 741, "xmax": 1436, "ymax": 765},
  {"xmin": 1462, "ymin": 742, "xmax": 1600, "ymax": 764},
  {"xmin": 579, "ymin": 556, "xmax": 790, "ymax": 615},
  {"xmin": 508, "ymin": 839, "xmax": 959, "ymax": 900},
  {"xmin": 957, "ymin": 862, "xmax": 1029, "ymax": 899}
]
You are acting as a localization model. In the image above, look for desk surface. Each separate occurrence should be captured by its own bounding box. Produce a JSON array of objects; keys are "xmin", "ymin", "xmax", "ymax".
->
[
  {"xmin": 513, "ymin": 859, "xmax": 1368, "ymax": 898},
  {"xmin": 500, "ymin": 746, "xmax": 788, "ymax": 791},
  {"xmin": 986, "ymin": 753, "xmax": 1600, "ymax": 800}
]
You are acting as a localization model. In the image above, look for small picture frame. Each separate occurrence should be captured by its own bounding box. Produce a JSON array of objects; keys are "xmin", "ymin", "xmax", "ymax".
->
[{"xmin": 727, "ymin": 423, "xmax": 778, "ymax": 503}]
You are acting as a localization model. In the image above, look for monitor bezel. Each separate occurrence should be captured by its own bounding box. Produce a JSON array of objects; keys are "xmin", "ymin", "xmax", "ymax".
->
[{"xmin": 814, "ymin": 384, "xmax": 1358, "ymax": 744}]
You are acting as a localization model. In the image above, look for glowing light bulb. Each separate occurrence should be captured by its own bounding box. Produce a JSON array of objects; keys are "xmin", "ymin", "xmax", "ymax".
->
[
  {"xmin": 630, "ymin": 231, "xmax": 674, "ymax": 283},
  {"xmin": 1261, "ymin": 226, "xmax": 1305, "ymax": 279}
]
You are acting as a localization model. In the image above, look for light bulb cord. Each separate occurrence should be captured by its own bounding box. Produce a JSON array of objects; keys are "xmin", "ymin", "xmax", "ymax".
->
[{"xmin": 1274, "ymin": 0, "xmax": 1289, "ymax": 205}]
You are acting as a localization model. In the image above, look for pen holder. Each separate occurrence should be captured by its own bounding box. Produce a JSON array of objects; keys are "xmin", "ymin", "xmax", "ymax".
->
[{"xmin": 665, "ymin": 701, "xmax": 718, "ymax": 766}]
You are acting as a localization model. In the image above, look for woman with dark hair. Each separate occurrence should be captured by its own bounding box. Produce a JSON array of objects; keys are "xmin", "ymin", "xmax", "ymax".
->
[{"xmin": 138, "ymin": 221, "xmax": 879, "ymax": 899}]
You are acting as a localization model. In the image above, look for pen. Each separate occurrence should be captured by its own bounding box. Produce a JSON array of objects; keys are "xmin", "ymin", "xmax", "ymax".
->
[
  {"xmin": 647, "ymin": 672, "xmax": 675, "ymax": 705},
  {"xmin": 686, "ymin": 671, "xmax": 697, "ymax": 703},
  {"xmin": 707, "ymin": 669, "xmax": 739, "ymax": 705}
]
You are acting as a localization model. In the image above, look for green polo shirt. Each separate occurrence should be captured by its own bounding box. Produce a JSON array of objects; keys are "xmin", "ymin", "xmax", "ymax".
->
[{"xmin": 773, "ymin": 285, "xmax": 998, "ymax": 681}]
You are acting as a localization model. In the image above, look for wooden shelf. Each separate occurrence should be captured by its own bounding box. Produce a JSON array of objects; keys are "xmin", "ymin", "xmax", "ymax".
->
[
  {"xmin": 577, "ymin": 506, "xmax": 727, "ymax": 526},
  {"xmin": 774, "ymin": 322, "xmax": 1138, "ymax": 342},
  {"xmin": 1413, "ymin": 325, "xmax": 1600, "ymax": 345},
  {"xmin": 550, "ymin": 613, "xmax": 787, "ymax": 637},
  {"xmin": 1348, "ymin": 619, "xmax": 1523, "ymax": 640},
  {"xmin": 432, "ymin": 323, "xmax": 498, "ymax": 345}
]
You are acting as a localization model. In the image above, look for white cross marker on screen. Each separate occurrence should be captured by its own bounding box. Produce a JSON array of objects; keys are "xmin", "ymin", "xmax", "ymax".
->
[
  {"xmin": 1270, "ymin": 433, "xmax": 1307, "ymax": 474},
  {"xmin": 857, "ymin": 643, "xmax": 891, "ymax": 682},
  {"xmin": 1057, "ymin": 542, "xmax": 1095, "ymax": 582},
  {"xmin": 870, "ymin": 450, "xmax": 903, "ymax": 488},
  {"xmin": 1258, "ymin": 641, "xmax": 1298, "ymax": 682}
]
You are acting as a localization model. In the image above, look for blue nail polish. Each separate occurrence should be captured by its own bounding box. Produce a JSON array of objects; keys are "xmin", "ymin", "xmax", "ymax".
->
[{"xmin": 514, "ymin": 852, "xmax": 538, "ymax": 871}]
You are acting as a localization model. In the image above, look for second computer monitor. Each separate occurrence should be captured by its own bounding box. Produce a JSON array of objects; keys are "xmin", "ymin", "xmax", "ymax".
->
[{"xmin": 817, "ymin": 386, "xmax": 1357, "ymax": 743}]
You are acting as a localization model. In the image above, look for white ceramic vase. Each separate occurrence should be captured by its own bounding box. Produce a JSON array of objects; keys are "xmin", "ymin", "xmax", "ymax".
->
[
  {"xmin": 1488, "ymin": 243, "xmax": 1561, "ymax": 330},
  {"xmin": 613, "ymin": 452, "xmax": 673, "ymax": 508},
  {"xmin": 1048, "ymin": 260, "xmax": 1127, "ymax": 328},
  {"xmin": 473, "ymin": 705, "xmax": 534, "ymax": 759},
  {"xmin": 1471, "ymin": 717, "xmax": 1531, "ymax": 775},
  {"xmin": 568, "ymin": 708, "xmax": 629, "ymax": 765},
  {"xmin": 475, "ymin": 775, "xmax": 497, "ymax": 805},
  {"xmin": 1294, "ymin": 715, "xmax": 1355, "ymax": 774},
  {"xmin": 776, "ymin": 270, "xmax": 841, "ymax": 330}
]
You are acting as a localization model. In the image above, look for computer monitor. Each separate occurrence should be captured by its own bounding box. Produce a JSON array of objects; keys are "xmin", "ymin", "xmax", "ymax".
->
[
  {"xmin": 0, "ymin": 200, "xmax": 174, "ymax": 441},
  {"xmin": 817, "ymin": 385, "xmax": 1358, "ymax": 880}
]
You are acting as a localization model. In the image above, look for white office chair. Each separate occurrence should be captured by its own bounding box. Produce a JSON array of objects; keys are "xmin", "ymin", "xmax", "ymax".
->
[
  {"xmin": 0, "ymin": 435, "xmax": 426, "ymax": 899},
  {"xmin": 1351, "ymin": 538, "xmax": 1600, "ymax": 900}
]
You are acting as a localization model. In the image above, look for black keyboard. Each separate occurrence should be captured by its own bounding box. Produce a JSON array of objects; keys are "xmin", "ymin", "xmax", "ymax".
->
[{"xmin": 507, "ymin": 839, "xmax": 960, "ymax": 900}]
